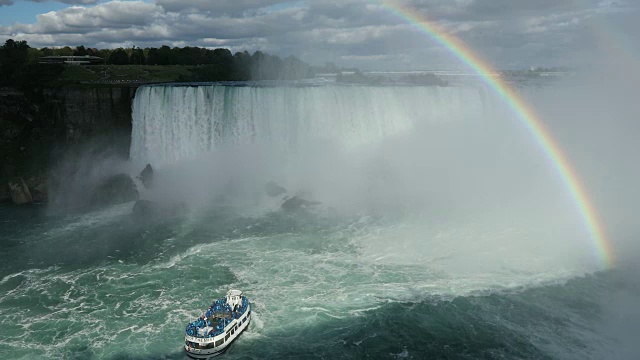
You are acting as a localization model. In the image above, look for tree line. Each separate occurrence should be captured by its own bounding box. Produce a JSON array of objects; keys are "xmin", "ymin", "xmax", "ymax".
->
[{"xmin": 0, "ymin": 39, "xmax": 315, "ymax": 86}]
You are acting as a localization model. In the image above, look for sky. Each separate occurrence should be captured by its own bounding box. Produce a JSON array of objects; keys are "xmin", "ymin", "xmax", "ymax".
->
[{"xmin": 0, "ymin": 0, "xmax": 638, "ymax": 70}]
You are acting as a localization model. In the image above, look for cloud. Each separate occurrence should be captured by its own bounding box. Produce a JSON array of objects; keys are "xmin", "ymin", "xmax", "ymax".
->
[
  {"xmin": 155, "ymin": 0, "xmax": 291, "ymax": 14},
  {"xmin": 0, "ymin": 0, "xmax": 99, "ymax": 7},
  {"xmin": 1, "ymin": 0, "xmax": 638, "ymax": 69}
]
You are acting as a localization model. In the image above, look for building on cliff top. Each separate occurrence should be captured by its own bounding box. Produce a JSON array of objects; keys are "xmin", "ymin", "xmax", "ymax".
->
[{"xmin": 39, "ymin": 55, "xmax": 104, "ymax": 65}]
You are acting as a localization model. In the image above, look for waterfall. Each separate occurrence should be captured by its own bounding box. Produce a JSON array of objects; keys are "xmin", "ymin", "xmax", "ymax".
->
[{"xmin": 130, "ymin": 85, "xmax": 494, "ymax": 167}]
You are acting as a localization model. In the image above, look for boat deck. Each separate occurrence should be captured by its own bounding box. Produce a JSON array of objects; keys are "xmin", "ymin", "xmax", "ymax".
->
[{"xmin": 185, "ymin": 294, "xmax": 250, "ymax": 339}]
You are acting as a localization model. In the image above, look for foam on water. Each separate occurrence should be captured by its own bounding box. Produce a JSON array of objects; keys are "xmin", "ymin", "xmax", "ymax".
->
[{"xmin": 0, "ymin": 210, "xmax": 594, "ymax": 359}]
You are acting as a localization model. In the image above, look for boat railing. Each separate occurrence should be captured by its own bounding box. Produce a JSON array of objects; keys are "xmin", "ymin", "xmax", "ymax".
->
[{"xmin": 185, "ymin": 296, "xmax": 250, "ymax": 339}]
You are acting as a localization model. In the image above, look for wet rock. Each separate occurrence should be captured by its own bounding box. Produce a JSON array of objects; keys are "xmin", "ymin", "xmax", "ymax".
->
[
  {"xmin": 0, "ymin": 182, "xmax": 10, "ymax": 203},
  {"xmin": 26, "ymin": 176, "xmax": 48, "ymax": 203},
  {"xmin": 31, "ymin": 182, "xmax": 48, "ymax": 203},
  {"xmin": 132, "ymin": 199, "xmax": 158, "ymax": 218},
  {"xmin": 265, "ymin": 181, "xmax": 287, "ymax": 197},
  {"xmin": 281, "ymin": 195, "xmax": 320, "ymax": 212},
  {"xmin": 138, "ymin": 164, "xmax": 153, "ymax": 189},
  {"xmin": 132, "ymin": 199, "xmax": 187, "ymax": 219},
  {"xmin": 8, "ymin": 178, "xmax": 32, "ymax": 205},
  {"xmin": 91, "ymin": 173, "xmax": 139, "ymax": 207}
]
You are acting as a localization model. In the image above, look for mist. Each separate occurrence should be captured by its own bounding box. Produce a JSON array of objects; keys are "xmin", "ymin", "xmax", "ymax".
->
[{"xmin": 68, "ymin": 70, "xmax": 619, "ymax": 288}]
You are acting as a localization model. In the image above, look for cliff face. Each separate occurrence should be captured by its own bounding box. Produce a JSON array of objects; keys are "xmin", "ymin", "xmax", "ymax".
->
[
  {"xmin": 45, "ymin": 87, "xmax": 135, "ymax": 145},
  {"xmin": 0, "ymin": 86, "xmax": 136, "ymax": 181}
]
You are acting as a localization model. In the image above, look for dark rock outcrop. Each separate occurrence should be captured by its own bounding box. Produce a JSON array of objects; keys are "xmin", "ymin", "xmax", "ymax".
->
[
  {"xmin": 91, "ymin": 173, "xmax": 139, "ymax": 207},
  {"xmin": 0, "ymin": 183, "xmax": 9, "ymax": 203},
  {"xmin": 132, "ymin": 199, "xmax": 158, "ymax": 218},
  {"xmin": 8, "ymin": 178, "xmax": 32, "ymax": 205},
  {"xmin": 138, "ymin": 164, "xmax": 153, "ymax": 189},
  {"xmin": 265, "ymin": 181, "xmax": 287, "ymax": 197},
  {"xmin": 281, "ymin": 195, "xmax": 320, "ymax": 212},
  {"xmin": 26, "ymin": 176, "xmax": 47, "ymax": 203},
  {"xmin": 132, "ymin": 199, "xmax": 187, "ymax": 219}
]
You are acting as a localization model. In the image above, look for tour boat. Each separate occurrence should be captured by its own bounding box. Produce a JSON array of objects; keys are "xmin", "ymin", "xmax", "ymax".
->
[{"xmin": 184, "ymin": 290, "xmax": 251, "ymax": 358}]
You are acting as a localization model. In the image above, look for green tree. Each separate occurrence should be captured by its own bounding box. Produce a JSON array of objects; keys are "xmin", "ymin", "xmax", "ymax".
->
[
  {"xmin": 108, "ymin": 48, "xmax": 129, "ymax": 65},
  {"xmin": 232, "ymin": 51, "xmax": 252, "ymax": 80},
  {"xmin": 73, "ymin": 45, "xmax": 88, "ymax": 56},
  {"xmin": 0, "ymin": 39, "xmax": 30, "ymax": 85},
  {"xmin": 146, "ymin": 48, "xmax": 160, "ymax": 65},
  {"xmin": 158, "ymin": 45, "xmax": 172, "ymax": 65},
  {"xmin": 57, "ymin": 46, "xmax": 74, "ymax": 56},
  {"xmin": 27, "ymin": 48, "xmax": 44, "ymax": 64},
  {"xmin": 129, "ymin": 47, "xmax": 145, "ymax": 65},
  {"xmin": 97, "ymin": 49, "xmax": 112, "ymax": 63},
  {"xmin": 41, "ymin": 47, "xmax": 54, "ymax": 56}
]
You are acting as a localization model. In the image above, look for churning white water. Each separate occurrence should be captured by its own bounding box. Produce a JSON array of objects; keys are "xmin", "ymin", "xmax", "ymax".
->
[{"xmin": 129, "ymin": 83, "xmax": 599, "ymax": 273}]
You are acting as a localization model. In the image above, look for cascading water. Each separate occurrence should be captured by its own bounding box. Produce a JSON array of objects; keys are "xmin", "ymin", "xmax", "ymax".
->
[{"xmin": 130, "ymin": 85, "xmax": 494, "ymax": 167}]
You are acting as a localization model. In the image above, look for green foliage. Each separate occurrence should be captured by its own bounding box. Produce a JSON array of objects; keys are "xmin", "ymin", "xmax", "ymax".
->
[
  {"xmin": 1, "ymin": 38, "xmax": 316, "ymax": 86},
  {"xmin": 109, "ymin": 48, "xmax": 130, "ymax": 65},
  {"xmin": 336, "ymin": 71, "xmax": 383, "ymax": 85},
  {"xmin": 59, "ymin": 65, "xmax": 193, "ymax": 83},
  {"xmin": 146, "ymin": 48, "xmax": 160, "ymax": 65},
  {"xmin": 73, "ymin": 45, "xmax": 88, "ymax": 56},
  {"xmin": 58, "ymin": 46, "xmax": 74, "ymax": 56},
  {"xmin": 41, "ymin": 47, "xmax": 54, "ymax": 57},
  {"xmin": 158, "ymin": 45, "xmax": 173, "ymax": 65},
  {"xmin": 58, "ymin": 65, "xmax": 101, "ymax": 82},
  {"xmin": 0, "ymin": 39, "xmax": 30, "ymax": 85},
  {"xmin": 129, "ymin": 47, "xmax": 145, "ymax": 65}
]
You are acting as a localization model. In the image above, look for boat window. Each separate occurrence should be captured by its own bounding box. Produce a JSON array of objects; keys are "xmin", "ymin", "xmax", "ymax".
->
[
  {"xmin": 203, "ymin": 342, "xmax": 216, "ymax": 349},
  {"xmin": 225, "ymin": 334, "xmax": 230, "ymax": 341},
  {"xmin": 187, "ymin": 342, "xmax": 199, "ymax": 349},
  {"xmin": 231, "ymin": 329, "xmax": 235, "ymax": 335},
  {"xmin": 215, "ymin": 339, "xmax": 224, "ymax": 347}
]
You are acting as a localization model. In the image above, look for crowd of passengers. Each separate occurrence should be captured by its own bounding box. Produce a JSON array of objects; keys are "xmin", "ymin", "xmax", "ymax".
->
[{"xmin": 185, "ymin": 296, "xmax": 249, "ymax": 338}]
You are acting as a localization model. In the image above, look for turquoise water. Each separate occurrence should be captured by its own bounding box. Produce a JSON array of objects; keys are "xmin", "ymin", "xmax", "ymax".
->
[{"xmin": 0, "ymin": 203, "xmax": 634, "ymax": 359}]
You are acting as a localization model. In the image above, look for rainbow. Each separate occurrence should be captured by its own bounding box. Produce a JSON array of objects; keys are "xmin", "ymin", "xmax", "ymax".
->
[{"xmin": 379, "ymin": 1, "xmax": 614, "ymax": 268}]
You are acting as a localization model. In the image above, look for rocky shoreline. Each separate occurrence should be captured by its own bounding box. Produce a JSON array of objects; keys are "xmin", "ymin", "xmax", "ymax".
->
[{"xmin": 1, "ymin": 176, "xmax": 47, "ymax": 205}]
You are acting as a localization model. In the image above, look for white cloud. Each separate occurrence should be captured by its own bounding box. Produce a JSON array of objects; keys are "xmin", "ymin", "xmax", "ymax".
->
[
  {"xmin": 0, "ymin": 0, "xmax": 99, "ymax": 7},
  {"xmin": 1, "ymin": 0, "xmax": 638, "ymax": 69}
]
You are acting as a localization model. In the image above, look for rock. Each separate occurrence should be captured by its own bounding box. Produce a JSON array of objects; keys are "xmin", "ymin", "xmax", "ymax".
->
[
  {"xmin": 91, "ymin": 173, "xmax": 139, "ymax": 207},
  {"xmin": 132, "ymin": 199, "xmax": 187, "ymax": 219},
  {"xmin": 132, "ymin": 199, "xmax": 158, "ymax": 218},
  {"xmin": 138, "ymin": 164, "xmax": 153, "ymax": 189},
  {"xmin": 0, "ymin": 183, "xmax": 10, "ymax": 203},
  {"xmin": 8, "ymin": 178, "xmax": 32, "ymax": 205},
  {"xmin": 281, "ymin": 195, "xmax": 320, "ymax": 212},
  {"xmin": 265, "ymin": 181, "xmax": 287, "ymax": 197},
  {"xmin": 31, "ymin": 182, "xmax": 48, "ymax": 203},
  {"xmin": 26, "ymin": 176, "xmax": 48, "ymax": 203}
]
